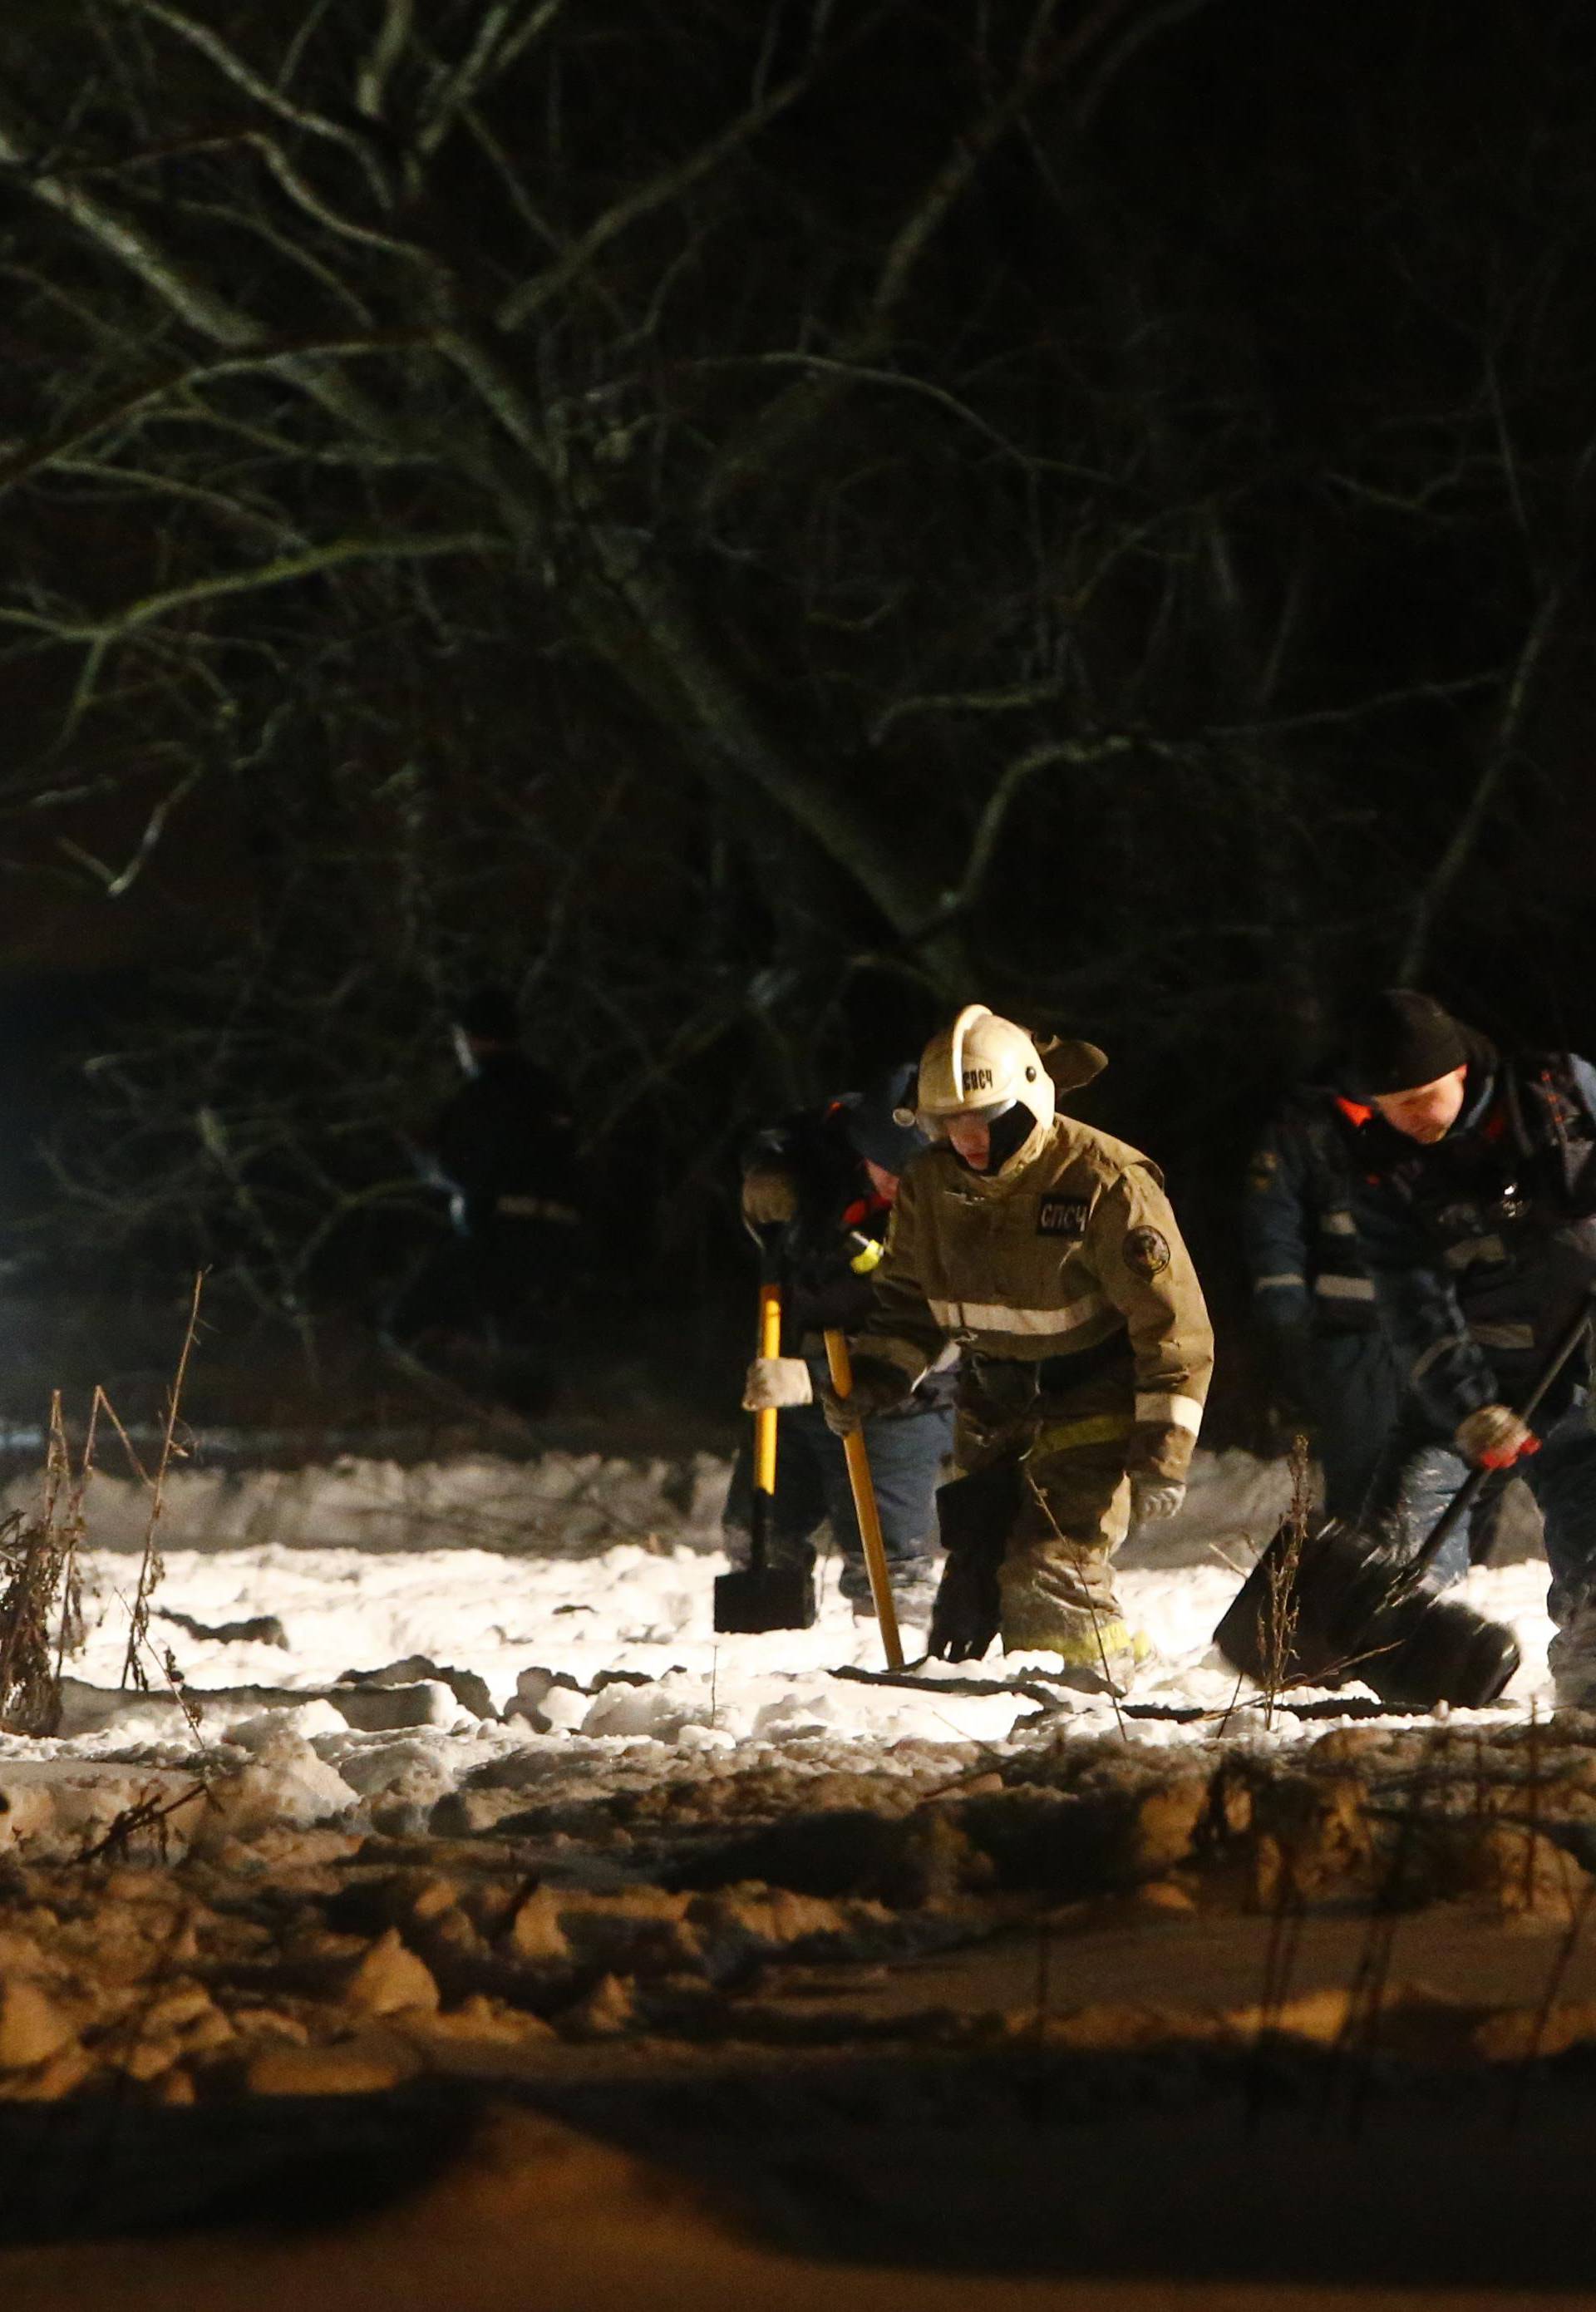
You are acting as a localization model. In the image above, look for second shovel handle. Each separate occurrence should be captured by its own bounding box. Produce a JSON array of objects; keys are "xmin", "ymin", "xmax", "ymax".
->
[
  {"xmin": 1416, "ymin": 1290, "xmax": 1595, "ymax": 1576},
  {"xmin": 823, "ymin": 1331, "xmax": 905, "ymax": 1669}
]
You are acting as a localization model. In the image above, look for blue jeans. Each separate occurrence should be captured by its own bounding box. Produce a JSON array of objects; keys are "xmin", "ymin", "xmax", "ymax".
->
[
  {"xmin": 1374, "ymin": 1392, "xmax": 1596, "ymax": 1619},
  {"xmin": 725, "ymin": 1391, "xmax": 953, "ymax": 1603}
]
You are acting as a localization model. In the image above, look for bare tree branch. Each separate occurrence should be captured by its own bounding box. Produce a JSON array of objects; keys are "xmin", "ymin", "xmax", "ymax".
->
[
  {"xmin": 416, "ymin": 1, "xmax": 567, "ymax": 160},
  {"xmin": 1399, "ymin": 593, "xmax": 1563, "ymax": 981},
  {"xmin": 56, "ymin": 762, "xmax": 204, "ymax": 898},
  {"xmin": 872, "ymin": 679, "xmax": 1079, "ymax": 744},
  {"xmin": 0, "ymin": 328, "xmax": 446, "ymax": 501},
  {"xmin": 938, "ymin": 734, "xmax": 1136, "ymax": 922},
  {"xmin": 0, "ymin": 533, "xmax": 509, "ymax": 642},
  {"xmin": 706, "ymin": 0, "xmax": 1135, "ymax": 505},
  {"xmin": 110, "ymin": 0, "xmax": 396, "ymax": 205},
  {"xmin": 356, "ymin": 0, "xmax": 415, "ymax": 126},
  {"xmin": 495, "ymin": 65, "xmax": 820, "ymax": 333}
]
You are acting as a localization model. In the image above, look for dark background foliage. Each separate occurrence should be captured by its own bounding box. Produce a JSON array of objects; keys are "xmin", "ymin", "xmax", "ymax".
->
[{"xmin": 0, "ymin": 0, "xmax": 1591, "ymax": 1422}]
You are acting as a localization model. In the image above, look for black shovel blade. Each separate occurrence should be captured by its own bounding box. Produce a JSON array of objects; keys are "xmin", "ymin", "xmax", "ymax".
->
[
  {"xmin": 1367, "ymin": 1595, "xmax": 1520, "ymax": 1713},
  {"xmin": 1212, "ymin": 1516, "xmax": 1351, "ymax": 1688},
  {"xmin": 1213, "ymin": 1515, "xmax": 1520, "ymax": 1711},
  {"xmin": 713, "ymin": 1566, "xmax": 817, "ymax": 1634}
]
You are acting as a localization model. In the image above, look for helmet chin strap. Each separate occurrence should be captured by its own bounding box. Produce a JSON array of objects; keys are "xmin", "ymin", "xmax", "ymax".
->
[
  {"xmin": 985, "ymin": 1102, "xmax": 1040, "ymax": 1173},
  {"xmin": 950, "ymin": 1100, "xmax": 1039, "ymax": 1176}
]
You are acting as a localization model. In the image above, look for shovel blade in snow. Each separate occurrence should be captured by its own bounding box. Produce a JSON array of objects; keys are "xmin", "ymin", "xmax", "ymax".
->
[
  {"xmin": 1212, "ymin": 1517, "xmax": 1358, "ymax": 1690},
  {"xmin": 1213, "ymin": 1515, "xmax": 1520, "ymax": 1713},
  {"xmin": 1362, "ymin": 1591, "xmax": 1520, "ymax": 1713},
  {"xmin": 713, "ymin": 1565, "xmax": 817, "ymax": 1634}
]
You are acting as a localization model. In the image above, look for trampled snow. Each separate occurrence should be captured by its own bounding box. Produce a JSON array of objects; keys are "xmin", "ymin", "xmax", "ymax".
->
[{"xmin": 0, "ymin": 1442, "xmax": 1560, "ymax": 1856}]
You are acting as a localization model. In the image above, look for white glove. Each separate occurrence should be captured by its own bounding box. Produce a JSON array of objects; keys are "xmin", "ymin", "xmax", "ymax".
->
[
  {"xmin": 742, "ymin": 1356, "xmax": 814, "ymax": 1412},
  {"xmin": 1455, "ymin": 1403, "xmax": 1538, "ymax": 1469},
  {"xmin": 1131, "ymin": 1477, "xmax": 1186, "ymax": 1525}
]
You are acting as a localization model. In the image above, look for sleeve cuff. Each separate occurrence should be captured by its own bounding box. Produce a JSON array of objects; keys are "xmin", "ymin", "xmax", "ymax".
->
[{"xmin": 1134, "ymin": 1391, "xmax": 1204, "ymax": 1437}]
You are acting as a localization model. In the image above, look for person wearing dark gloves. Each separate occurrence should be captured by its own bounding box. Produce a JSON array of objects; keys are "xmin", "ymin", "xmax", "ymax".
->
[
  {"xmin": 724, "ymin": 1066, "xmax": 955, "ymax": 1623},
  {"xmin": 1346, "ymin": 988, "xmax": 1596, "ymax": 1703}
]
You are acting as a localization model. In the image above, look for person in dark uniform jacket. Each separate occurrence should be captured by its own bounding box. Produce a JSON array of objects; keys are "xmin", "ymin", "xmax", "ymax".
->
[
  {"xmin": 1345, "ymin": 989, "xmax": 1596, "ymax": 1703},
  {"xmin": 1242, "ymin": 1084, "xmax": 1396, "ymax": 1521},
  {"xmin": 730, "ymin": 1064, "xmax": 955, "ymax": 1620}
]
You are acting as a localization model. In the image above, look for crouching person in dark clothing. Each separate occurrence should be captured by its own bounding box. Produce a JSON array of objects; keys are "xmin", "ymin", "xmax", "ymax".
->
[
  {"xmin": 727, "ymin": 1067, "xmax": 955, "ymax": 1625},
  {"xmin": 1345, "ymin": 989, "xmax": 1596, "ymax": 1705}
]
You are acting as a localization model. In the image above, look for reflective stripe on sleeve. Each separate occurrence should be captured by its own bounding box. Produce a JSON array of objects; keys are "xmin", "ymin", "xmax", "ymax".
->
[
  {"xmin": 1254, "ymin": 1272, "xmax": 1307, "ymax": 1292},
  {"xmin": 1410, "ymin": 1333, "xmax": 1470, "ymax": 1384},
  {"xmin": 1444, "ymin": 1235, "xmax": 1507, "ymax": 1270},
  {"xmin": 926, "ymin": 1293, "xmax": 1108, "ymax": 1337},
  {"xmin": 1135, "ymin": 1392, "xmax": 1204, "ymax": 1436},
  {"xmin": 1314, "ymin": 1274, "xmax": 1377, "ymax": 1301},
  {"xmin": 1468, "ymin": 1320, "xmax": 1536, "ymax": 1351}
]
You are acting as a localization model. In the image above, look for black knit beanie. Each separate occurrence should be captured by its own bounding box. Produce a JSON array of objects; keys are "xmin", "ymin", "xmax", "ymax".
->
[{"xmin": 1342, "ymin": 988, "xmax": 1470, "ymax": 1097}]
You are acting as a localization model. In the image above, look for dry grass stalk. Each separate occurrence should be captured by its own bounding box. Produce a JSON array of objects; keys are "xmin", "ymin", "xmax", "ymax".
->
[
  {"xmin": 120, "ymin": 1272, "xmax": 204, "ymax": 1691},
  {"xmin": 159, "ymin": 1645, "xmax": 209, "ymax": 1757},
  {"xmin": 1260, "ymin": 1431, "xmax": 1313, "ymax": 1731},
  {"xmin": 1245, "ymin": 1808, "xmax": 1308, "ymax": 2130},
  {"xmin": 1513, "ymin": 1870, "xmax": 1596, "ymax": 2116},
  {"xmin": 1022, "ymin": 1467, "xmax": 1128, "ymax": 1739},
  {"xmin": 81, "ymin": 1777, "xmax": 208, "ymax": 1865},
  {"xmin": 1322, "ymin": 1718, "xmax": 1454, "ymax": 2134},
  {"xmin": 81, "ymin": 1642, "xmax": 220, "ymax": 1861},
  {"xmin": 0, "ymin": 1393, "xmax": 91, "ymax": 1735}
]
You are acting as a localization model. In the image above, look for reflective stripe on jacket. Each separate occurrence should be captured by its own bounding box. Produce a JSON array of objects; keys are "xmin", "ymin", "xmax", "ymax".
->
[
  {"xmin": 854, "ymin": 1115, "xmax": 1214, "ymax": 1483},
  {"xmin": 1240, "ymin": 1091, "xmax": 1378, "ymax": 1338}
]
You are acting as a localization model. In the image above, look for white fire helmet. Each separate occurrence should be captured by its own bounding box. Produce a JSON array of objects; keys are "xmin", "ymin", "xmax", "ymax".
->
[{"xmin": 905, "ymin": 1004, "xmax": 1055, "ymax": 1166}]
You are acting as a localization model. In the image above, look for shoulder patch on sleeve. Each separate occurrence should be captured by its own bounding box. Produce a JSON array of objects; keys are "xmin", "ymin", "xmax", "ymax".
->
[
  {"xmin": 1123, "ymin": 1224, "xmax": 1171, "ymax": 1279},
  {"xmin": 1037, "ymin": 1195, "xmax": 1089, "ymax": 1238}
]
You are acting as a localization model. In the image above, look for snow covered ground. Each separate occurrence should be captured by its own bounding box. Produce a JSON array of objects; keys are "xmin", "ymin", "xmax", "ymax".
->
[
  {"xmin": 0, "ymin": 1438, "xmax": 1586, "ymax": 2292},
  {"xmin": 0, "ymin": 1442, "xmax": 1560, "ymax": 1856}
]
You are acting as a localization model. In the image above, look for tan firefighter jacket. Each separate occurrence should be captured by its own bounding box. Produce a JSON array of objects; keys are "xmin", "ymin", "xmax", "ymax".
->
[{"xmin": 854, "ymin": 1114, "xmax": 1214, "ymax": 1483}]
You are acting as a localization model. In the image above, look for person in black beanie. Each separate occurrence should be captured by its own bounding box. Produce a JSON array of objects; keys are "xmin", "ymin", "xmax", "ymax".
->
[
  {"xmin": 1343, "ymin": 988, "xmax": 1596, "ymax": 1703},
  {"xmin": 1343, "ymin": 988, "xmax": 1472, "ymax": 1141}
]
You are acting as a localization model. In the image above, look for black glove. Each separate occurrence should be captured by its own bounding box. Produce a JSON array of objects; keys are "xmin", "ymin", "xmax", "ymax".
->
[
  {"xmin": 927, "ymin": 1460, "xmax": 1022, "ymax": 1662},
  {"xmin": 928, "ymin": 1548, "xmax": 1001, "ymax": 1663},
  {"xmin": 818, "ymin": 1353, "xmax": 910, "ymax": 1436}
]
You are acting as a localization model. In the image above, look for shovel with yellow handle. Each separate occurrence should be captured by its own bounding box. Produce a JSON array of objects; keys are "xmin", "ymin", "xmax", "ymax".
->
[
  {"xmin": 713, "ymin": 1268, "xmax": 817, "ymax": 1633},
  {"xmin": 823, "ymin": 1330, "xmax": 904, "ymax": 1670}
]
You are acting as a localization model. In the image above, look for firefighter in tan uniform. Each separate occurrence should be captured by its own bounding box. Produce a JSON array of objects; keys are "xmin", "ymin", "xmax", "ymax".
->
[{"xmin": 821, "ymin": 1006, "xmax": 1214, "ymax": 1686}]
